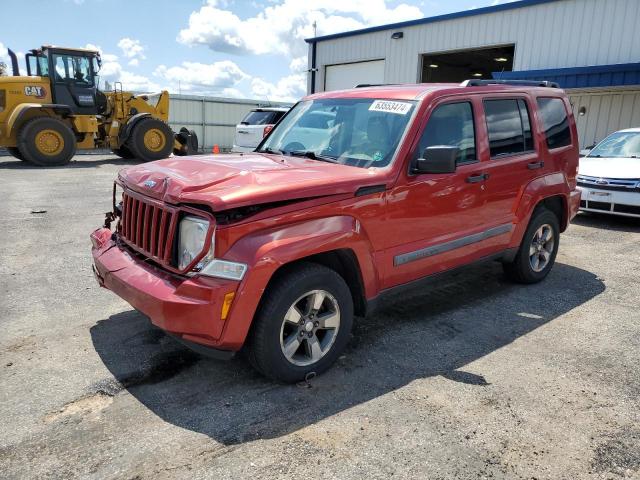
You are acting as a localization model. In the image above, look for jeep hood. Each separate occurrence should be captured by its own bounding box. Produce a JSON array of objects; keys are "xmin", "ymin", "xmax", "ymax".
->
[{"xmin": 118, "ymin": 153, "xmax": 386, "ymax": 210}]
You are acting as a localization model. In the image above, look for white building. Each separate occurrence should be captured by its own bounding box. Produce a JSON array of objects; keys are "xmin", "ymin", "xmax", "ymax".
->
[{"xmin": 305, "ymin": 0, "xmax": 640, "ymax": 147}]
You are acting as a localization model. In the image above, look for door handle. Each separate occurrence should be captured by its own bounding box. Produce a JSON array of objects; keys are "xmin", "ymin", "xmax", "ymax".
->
[
  {"xmin": 466, "ymin": 173, "xmax": 490, "ymax": 183},
  {"xmin": 527, "ymin": 161, "xmax": 544, "ymax": 170}
]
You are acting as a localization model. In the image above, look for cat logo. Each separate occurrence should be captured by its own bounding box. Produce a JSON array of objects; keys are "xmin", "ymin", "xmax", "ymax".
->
[{"xmin": 24, "ymin": 86, "xmax": 47, "ymax": 99}]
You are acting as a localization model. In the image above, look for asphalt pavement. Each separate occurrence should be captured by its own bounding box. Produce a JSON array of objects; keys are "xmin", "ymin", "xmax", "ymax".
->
[{"xmin": 0, "ymin": 154, "xmax": 638, "ymax": 479}]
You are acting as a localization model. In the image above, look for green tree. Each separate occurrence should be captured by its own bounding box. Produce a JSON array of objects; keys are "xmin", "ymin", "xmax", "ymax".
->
[{"xmin": 0, "ymin": 61, "xmax": 7, "ymax": 76}]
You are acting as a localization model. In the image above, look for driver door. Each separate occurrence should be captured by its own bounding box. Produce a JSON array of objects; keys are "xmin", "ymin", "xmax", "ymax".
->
[
  {"xmin": 50, "ymin": 53, "xmax": 98, "ymax": 115},
  {"xmin": 382, "ymin": 98, "xmax": 499, "ymax": 288}
]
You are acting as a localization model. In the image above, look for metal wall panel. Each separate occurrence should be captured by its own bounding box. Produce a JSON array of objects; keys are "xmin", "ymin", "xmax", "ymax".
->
[
  {"xmin": 569, "ymin": 90, "xmax": 640, "ymax": 147},
  {"xmin": 167, "ymin": 94, "xmax": 290, "ymax": 151},
  {"xmin": 312, "ymin": 0, "xmax": 640, "ymax": 92}
]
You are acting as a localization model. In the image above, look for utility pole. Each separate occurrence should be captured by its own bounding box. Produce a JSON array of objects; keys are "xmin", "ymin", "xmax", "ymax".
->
[{"xmin": 313, "ymin": 21, "xmax": 317, "ymax": 38}]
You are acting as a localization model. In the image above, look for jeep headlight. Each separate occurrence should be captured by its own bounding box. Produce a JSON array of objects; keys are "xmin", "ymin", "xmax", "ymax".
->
[
  {"xmin": 177, "ymin": 215, "xmax": 210, "ymax": 270},
  {"xmin": 178, "ymin": 215, "xmax": 247, "ymax": 281}
]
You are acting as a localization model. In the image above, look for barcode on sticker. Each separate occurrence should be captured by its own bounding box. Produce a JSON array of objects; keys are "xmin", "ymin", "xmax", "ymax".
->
[{"xmin": 369, "ymin": 100, "xmax": 412, "ymax": 115}]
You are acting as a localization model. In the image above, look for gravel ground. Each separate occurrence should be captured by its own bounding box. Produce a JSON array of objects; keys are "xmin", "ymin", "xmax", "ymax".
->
[{"xmin": 0, "ymin": 154, "xmax": 639, "ymax": 480}]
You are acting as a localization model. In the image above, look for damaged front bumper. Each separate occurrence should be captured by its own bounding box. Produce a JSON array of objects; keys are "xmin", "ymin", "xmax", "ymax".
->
[{"xmin": 90, "ymin": 227, "xmax": 238, "ymax": 358}]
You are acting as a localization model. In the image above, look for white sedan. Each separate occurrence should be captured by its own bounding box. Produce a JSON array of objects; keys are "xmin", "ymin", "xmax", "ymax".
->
[{"xmin": 577, "ymin": 128, "xmax": 640, "ymax": 218}]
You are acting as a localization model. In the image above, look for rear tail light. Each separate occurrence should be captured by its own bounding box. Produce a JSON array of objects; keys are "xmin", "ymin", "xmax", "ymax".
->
[{"xmin": 263, "ymin": 124, "xmax": 274, "ymax": 137}]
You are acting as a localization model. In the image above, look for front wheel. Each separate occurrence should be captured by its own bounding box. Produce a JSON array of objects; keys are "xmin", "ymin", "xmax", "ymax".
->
[
  {"xmin": 125, "ymin": 117, "xmax": 174, "ymax": 162},
  {"xmin": 503, "ymin": 208, "xmax": 560, "ymax": 284},
  {"xmin": 247, "ymin": 263, "xmax": 353, "ymax": 383},
  {"xmin": 17, "ymin": 117, "xmax": 76, "ymax": 166}
]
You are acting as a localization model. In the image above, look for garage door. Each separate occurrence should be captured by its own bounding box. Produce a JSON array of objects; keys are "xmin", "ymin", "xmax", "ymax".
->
[{"xmin": 324, "ymin": 60, "xmax": 385, "ymax": 91}]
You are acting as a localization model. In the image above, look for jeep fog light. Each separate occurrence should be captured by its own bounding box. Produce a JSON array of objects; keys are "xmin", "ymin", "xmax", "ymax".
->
[
  {"xmin": 178, "ymin": 215, "xmax": 209, "ymax": 270},
  {"xmin": 199, "ymin": 259, "xmax": 247, "ymax": 281}
]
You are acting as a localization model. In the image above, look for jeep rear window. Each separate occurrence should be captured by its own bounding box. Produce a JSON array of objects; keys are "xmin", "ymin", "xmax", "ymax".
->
[
  {"xmin": 484, "ymin": 99, "xmax": 534, "ymax": 158},
  {"xmin": 257, "ymin": 98, "xmax": 417, "ymax": 168},
  {"xmin": 241, "ymin": 110, "xmax": 280, "ymax": 125},
  {"xmin": 537, "ymin": 97, "xmax": 571, "ymax": 149}
]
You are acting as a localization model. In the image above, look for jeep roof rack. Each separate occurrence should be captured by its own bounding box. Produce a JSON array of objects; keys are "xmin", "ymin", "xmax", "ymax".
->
[
  {"xmin": 461, "ymin": 79, "xmax": 560, "ymax": 88},
  {"xmin": 354, "ymin": 83, "xmax": 400, "ymax": 88}
]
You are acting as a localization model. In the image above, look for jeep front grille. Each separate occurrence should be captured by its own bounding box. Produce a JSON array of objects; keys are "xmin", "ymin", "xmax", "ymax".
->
[{"xmin": 119, "ymin": 192, "xmax": 178, "ymax": 264}]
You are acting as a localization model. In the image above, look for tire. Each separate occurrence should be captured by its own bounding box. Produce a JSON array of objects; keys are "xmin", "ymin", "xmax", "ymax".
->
[
  {"xmin": 125, "ymin": 117, "xmax": 174, "ymax": 162},
  {"xmin": 187, "ymin": 129, "xmax": 198, "ymax": 154},
  {"xmin": 112, "ymin": 145, "xmax": 135, "ymax": 159},
  {"xmin": 247, "ymin": 263, "xmax": 354, "ymax": 383},
  {"xmin": 174, "ymin": 128, "xmax": 199, "ymax": 156},
  {"xmin": 503, "ymin": 207, "xmax": 560, "ymax": 284},
  {"xmin": 6, "ymin": 147, "xmax": 26, "ymax": 161},
  {"xmin": 17, "ymin": 117, "xmax": 76, "ymax": 166}
]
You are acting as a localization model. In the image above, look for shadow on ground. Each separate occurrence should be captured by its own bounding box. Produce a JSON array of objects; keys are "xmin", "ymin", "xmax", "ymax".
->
[
  {"xmin": 0, "ymin": 156, "xmax": 139, "ymax": 170},
  {"xmin": 572, "ymin": 211, "xmax": 640, "ymax": 233},
  {"xmin": 91, "ymin": 261, "xmax": 604, "ymax": 445}
]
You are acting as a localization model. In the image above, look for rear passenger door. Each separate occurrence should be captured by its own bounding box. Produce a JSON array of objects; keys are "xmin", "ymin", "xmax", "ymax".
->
[{"xmin": 479, "ymin": 96, "xmax": 545, "ymax": 228}]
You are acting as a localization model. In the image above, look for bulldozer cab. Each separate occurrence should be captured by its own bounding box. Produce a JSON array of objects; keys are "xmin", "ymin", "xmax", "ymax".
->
[{"xmin": 26, "ymin": 46, "xmax": 102, "ymax": 115}]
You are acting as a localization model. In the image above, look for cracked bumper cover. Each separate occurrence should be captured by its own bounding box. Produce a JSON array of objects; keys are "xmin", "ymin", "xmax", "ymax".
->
[{"xmin": 90, "ymin": 228, "xmax": 238, "ymax": 356}]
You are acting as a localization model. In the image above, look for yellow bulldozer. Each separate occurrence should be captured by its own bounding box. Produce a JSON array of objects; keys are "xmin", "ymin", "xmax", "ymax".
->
[{"xmin": 0, "ymin": 45, "xmax": 197, "ymax": 166}]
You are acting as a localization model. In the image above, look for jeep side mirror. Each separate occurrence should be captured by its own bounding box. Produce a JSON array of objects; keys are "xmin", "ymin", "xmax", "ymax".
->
[{"xmin": 412, "ymin": 146, "xmax": 458, "ymax": 174}]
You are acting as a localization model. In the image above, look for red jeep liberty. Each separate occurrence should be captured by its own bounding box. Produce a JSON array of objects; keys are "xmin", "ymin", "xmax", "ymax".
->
[{"xmin": 91, "ymin": 80, "xmax": 581, "ymax": 382}]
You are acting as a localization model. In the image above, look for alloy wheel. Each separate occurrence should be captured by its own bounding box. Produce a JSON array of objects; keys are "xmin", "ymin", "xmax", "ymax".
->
[
  {"xmin": 279, "ymin": 289, "xmax": 341, "ymax": 367},
  {"xmin": 529, "ymin": 224, "xmax": 555, "ymax": 272}
]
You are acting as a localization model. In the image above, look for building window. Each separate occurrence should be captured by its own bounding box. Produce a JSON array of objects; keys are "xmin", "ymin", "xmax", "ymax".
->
[
  {"xmin": 415, "ymin": 101, "xmax": 476, "ymax": 164},
  {"xmin": 537, "ymin": 97, "xmax": 571, "ymax": 149},
  {"xmin": 484, "ymin": 99, "xmax": 533, "ymax": 158}
]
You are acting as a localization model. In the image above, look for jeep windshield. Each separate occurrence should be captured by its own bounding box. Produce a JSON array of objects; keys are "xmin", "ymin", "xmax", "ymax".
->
[{"xmin": 257, "ymin": 98, "xmax": 417, "ymax": 168}]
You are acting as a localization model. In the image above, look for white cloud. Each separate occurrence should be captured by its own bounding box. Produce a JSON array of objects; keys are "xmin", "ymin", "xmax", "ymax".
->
[
  {"xmin": 289, "ymin": 56, "xmax": 308, "ymax": 73},
  {"xmin": 154, "ymin": 60, "xmax": 248, "ymax": 95},
  {"xmin": 178, "ymin": 0, "xmax": 423, "ymax": 59},
  {"xmin": 251, "ymin": 73, "xmax": 306, "ymax": 102},
  {"xmin": 0, "ymin": 42, "xmax": 10, "ymax": 66},
  {"xmin": 176, "ymin": 0, "xmax": 423, "ymax": 100},
  {"xmin": 0, "ymin": 42, "xmax": 26, "ymax": 75},
  {"xmin": 85, "ymin": 43, "xmax": 158, "ymax": 92},
  {"xmin": 117, "ymin": 37, "xmax": 146, "ymax": 67}
]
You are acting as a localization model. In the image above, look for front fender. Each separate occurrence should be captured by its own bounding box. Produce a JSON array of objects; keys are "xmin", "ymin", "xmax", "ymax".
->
[
  {"xmin": 217, "ymin": 215, "xmax": 380, "ymax": 350},
  {"xmin": 510, "ymin": 172, "xmax": 571, "ymax": 248},
  {"xmin": 6, "ymin": 103, "xmax": 72, "ymax": 138},
  {"xmin": 119, "ymin": 112, "xmax": 151, "ymax": 144}
]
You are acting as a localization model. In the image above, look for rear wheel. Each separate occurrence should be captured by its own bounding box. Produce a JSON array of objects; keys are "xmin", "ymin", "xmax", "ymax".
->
[
  {"xmin": 125, "ymin": 117, "xmax": 173, "ymax": 162},
  {"xmin": 247, "ymin": 263, "xmax": 353, "ymax": 383},
  {"xmin": 17, "ymin": 117, "xmax": 76, "ymax": 166},
  {"xmin": 6, "ymin": 147, "xmax": 26, "ymax": 161},
  {"xmin": 503, "ymin": 208, "xmax": 560, "ymax": 284}
]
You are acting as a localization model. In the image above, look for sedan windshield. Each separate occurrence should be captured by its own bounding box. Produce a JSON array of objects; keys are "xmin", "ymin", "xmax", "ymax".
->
[
  {"xmin": 588, "ymin": 131, "xmax": 640, "ymax": 158},
  {"xmin": 257, "ymin": 98, "xmax": 417, "ymax": 168}
]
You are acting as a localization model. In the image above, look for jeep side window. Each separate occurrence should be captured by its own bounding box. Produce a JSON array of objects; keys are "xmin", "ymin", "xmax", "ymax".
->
[
  {"xmin": 536, "ymin": 97, "xmax": 571, "ymax": 149},
  {"xmin": 415, "ymin": 102, "xmax": 476, "ymax": 164},
  {"xmin": 484, "ymin": 99, "xmax": 533, "ymax": 158}
]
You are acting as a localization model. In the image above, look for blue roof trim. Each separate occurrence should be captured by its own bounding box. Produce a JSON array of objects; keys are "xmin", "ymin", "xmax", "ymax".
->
[
  {"xmin": 492, "ymin": 63, "xmax": 640, "ymax": 89},
  {"xmin": 305, "ymin": 0, "xmax": 561, "ymax": 43}
]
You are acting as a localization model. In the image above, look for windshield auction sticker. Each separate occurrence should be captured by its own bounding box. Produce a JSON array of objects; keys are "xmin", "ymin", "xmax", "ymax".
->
[{"xmin": 369, "ymin": 100, "xmax": 412, "ymax": 115}]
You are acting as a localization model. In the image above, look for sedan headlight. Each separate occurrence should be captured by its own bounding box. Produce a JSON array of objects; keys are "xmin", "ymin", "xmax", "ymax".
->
[
  {"xmin": 178, "ymin": 215, "xmax": 210, "ymax": 270},
  {"xmin": 178, "ymin": 215, "xmax": 247, "ymax": 280}
]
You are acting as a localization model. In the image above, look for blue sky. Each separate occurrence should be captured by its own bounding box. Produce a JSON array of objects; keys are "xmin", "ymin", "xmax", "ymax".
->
[{"xmin": 0, "ymin": 0, "xmax": 513, "ymax": 101}]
